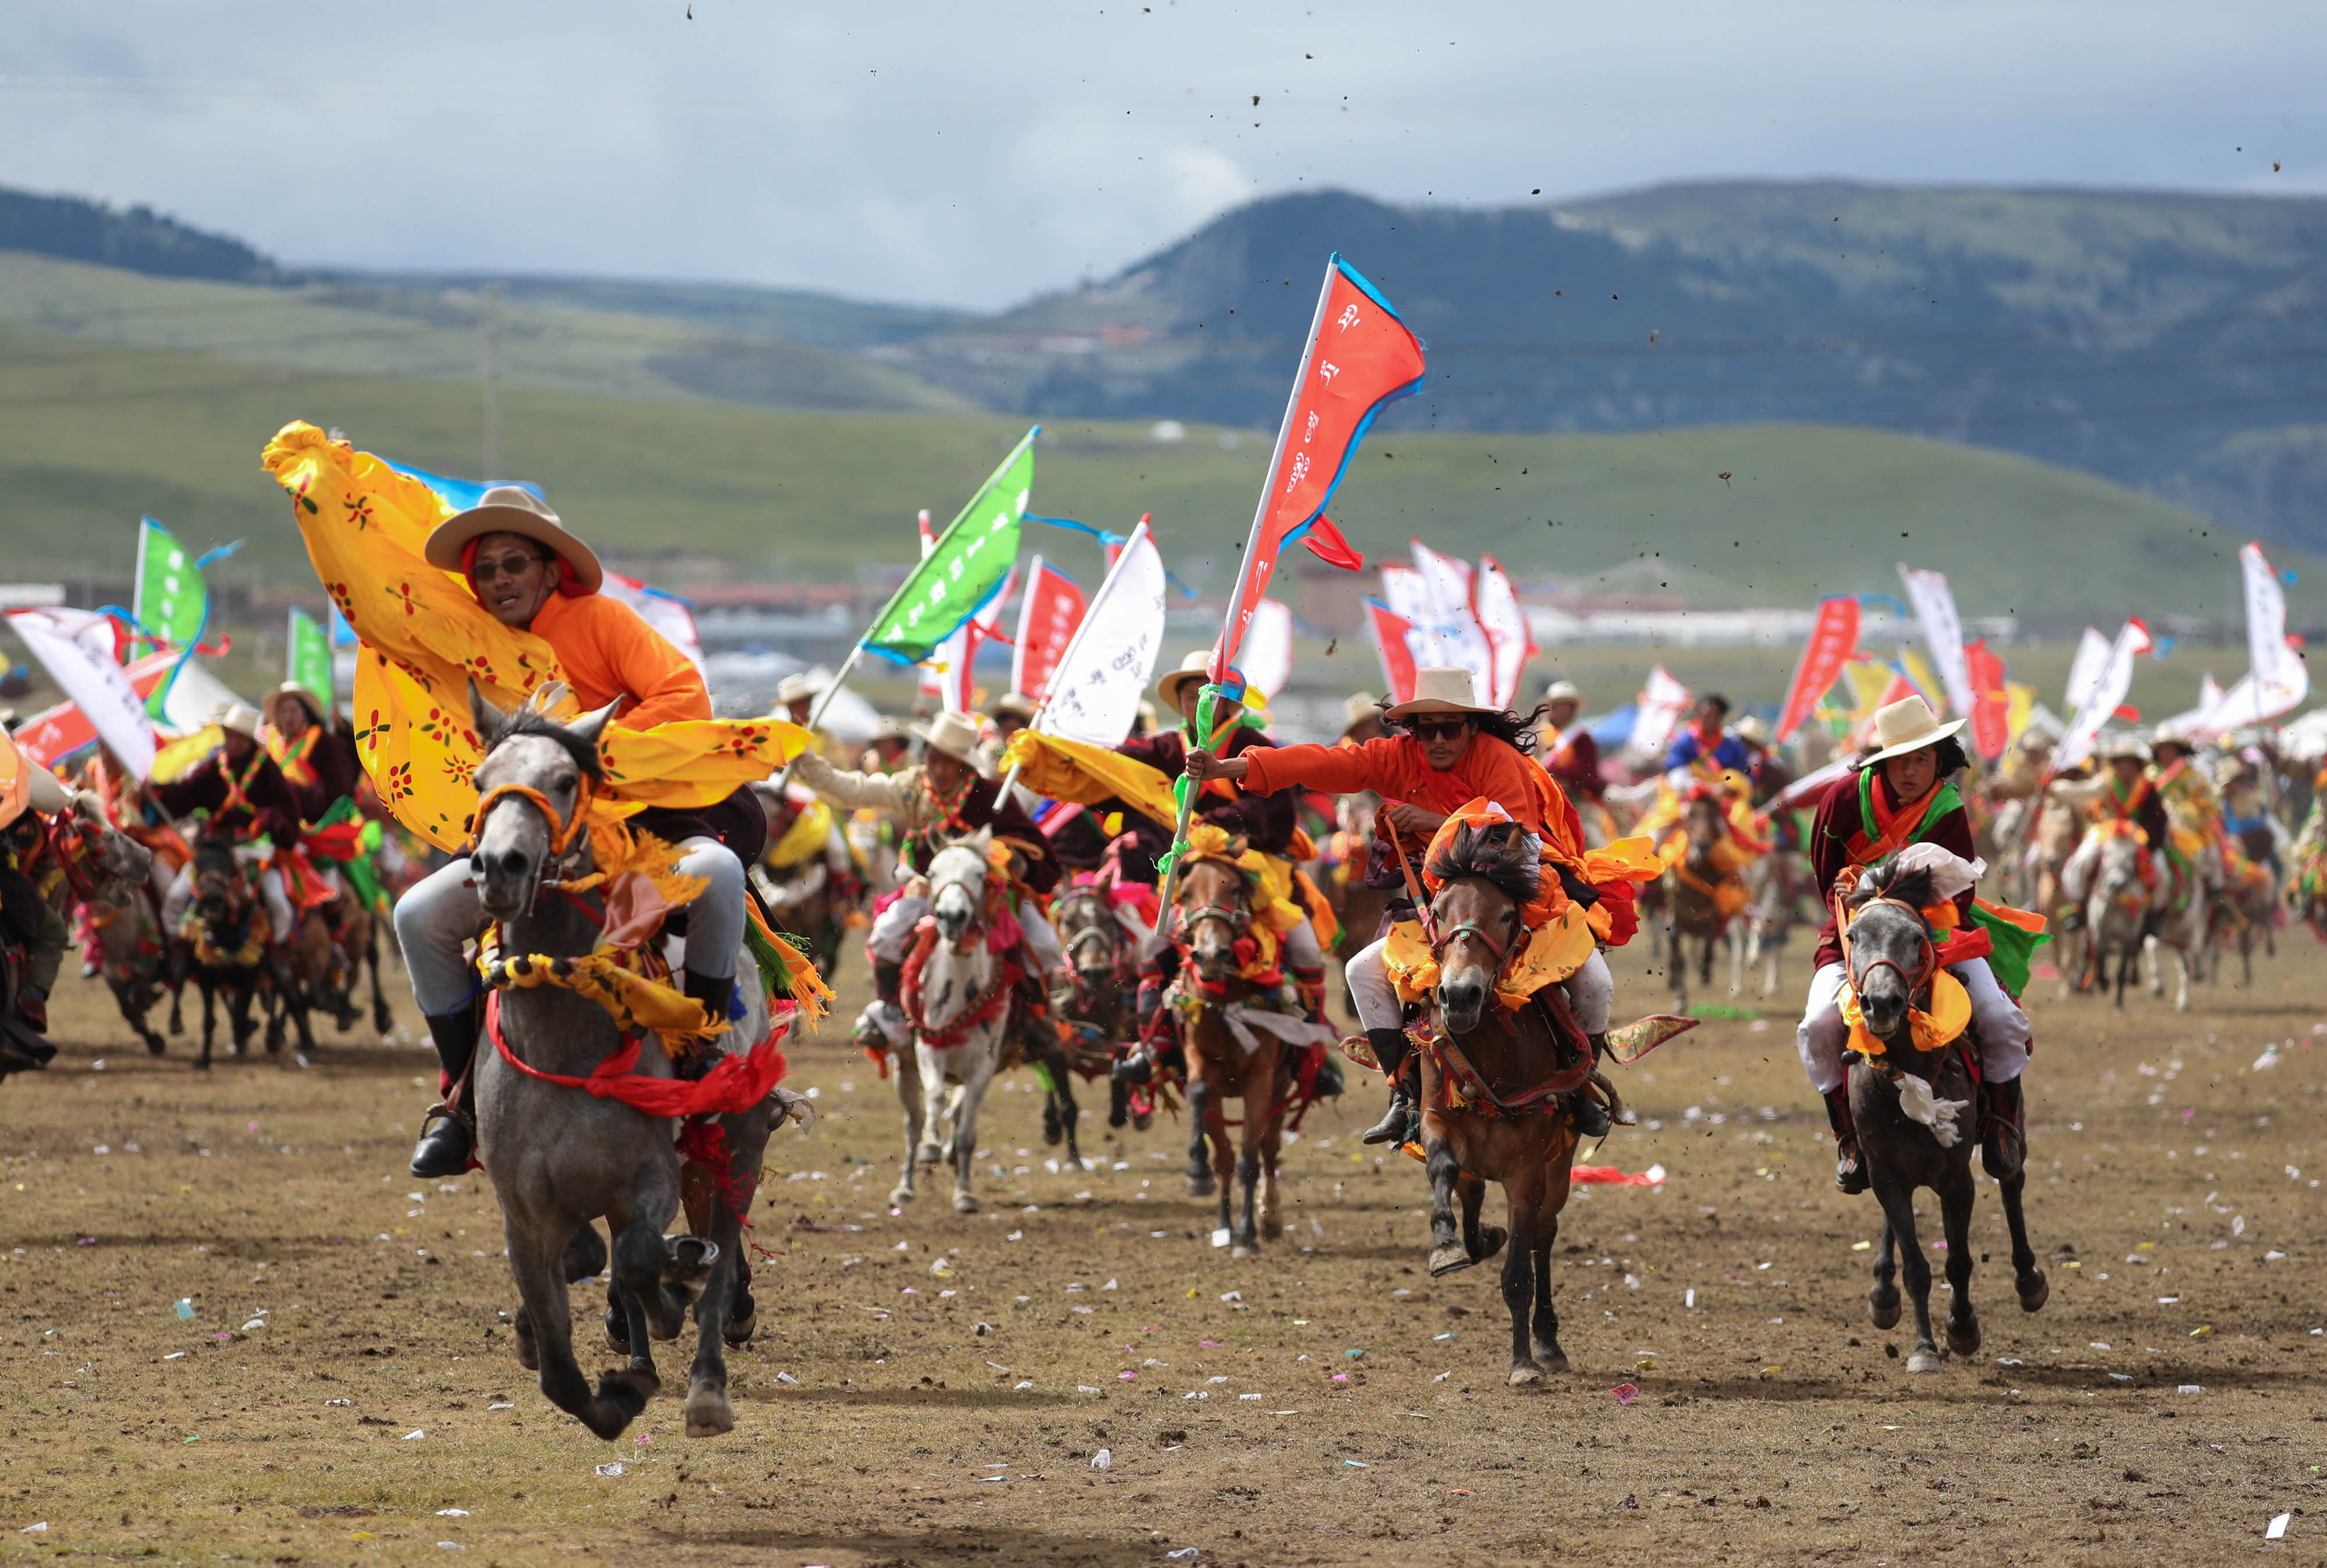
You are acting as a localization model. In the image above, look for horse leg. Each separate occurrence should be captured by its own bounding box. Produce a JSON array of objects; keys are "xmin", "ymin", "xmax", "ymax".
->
[
  {"xmin": 611, "ymin": 1169, "xmax": 689, "ymax": 1350},
  {"xmin": 507, "ymin": 1214, "xmax": 649, "ymax": 1439},
  {"xmin": 1459, "ymin": 1172, "xmax": 1505, "ymax": 1265},
  {"xmin": 2174, "ymin": 943, "xmax": 2192, "ymax": 1013},
  {"xmin": 681, "ymin": 1136, "xmax": 752, "ymax": 1437},
  {"xmin": 1868, "ymin": 1216, "xmax": 1901, "ymax": 1330},
  {"xmin": 1998, "ymin": 1168, "xmax": 2048, "ymax": 1311},
  {"xmin": 1530, "ymin": 1183, "xmax": 1567, "ymax": 1373},
  {"xmin": 948, "ymin": 1040, "xmax": 997, "ymax": 1214},
  {"xmin": 889, "ymin": 1050, "xmax": 923, "ymax": 1207},
  {"xmin": 197, "ymin": 980, "xmax": 216, "ymax": 1071},
  {"xmin": 1040, "ymin": 1039, "xmax": 1081, "ymax": 1168},
  {"xmin": 1871, "ymin": 1171, "xmax": 1942, "ymax": 1371},
  {"xmin": 368, "ymin": 921, "xmax": 395, "ymax": 1034},
  {"xmin": 1185, "ymin": 1077, "xmax": 1217, "ymax": 1198},
  {"xmin": 1256, "ymin": 1078, "xmax": 1283, "ymax": 1242},
  {"xmin": 115, "ymin": 981, "xmax": 164, "ymax": 1056},
  {"xmin": 1425, "ymin": 1135, "xmax": 1474, "ymax": 1277},
  {"xmin": 915, "ymin": 1043, "xmax": 949, "ymax": 1170},
  {"xmin": 1500, "ymin": 1164, "xmax": 1547, "ymax": 1388},
  {"xmin": 1939, "ymin": 1170, "xmax": 1980, "ymax": 1358}
]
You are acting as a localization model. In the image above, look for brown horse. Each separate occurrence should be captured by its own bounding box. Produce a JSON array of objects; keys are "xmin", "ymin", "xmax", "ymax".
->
[
  {"xmin": 1662, "ymin": 792, "xmax": 1742, "ymax": 1010},
  {"xmin": 1173, "ymin": 854, "xmax": 1295, "ymax": 1257},
  {"xmin": 1414, "ymin": 817, "xmax": 1595, "ymax": 1387}
]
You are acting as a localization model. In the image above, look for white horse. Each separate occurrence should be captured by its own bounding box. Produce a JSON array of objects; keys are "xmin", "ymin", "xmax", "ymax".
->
[
  {"xmin": 888, "ymin": 832, "xmax": 1013, "ymax": 1214},
  {"xmin": 2143, "ymin": 876, "xmax": 2212, "ymax": 1014},
  {"xmin": 2081, "ymin": 831, "xmax": 2153, "ymax": 1009}
]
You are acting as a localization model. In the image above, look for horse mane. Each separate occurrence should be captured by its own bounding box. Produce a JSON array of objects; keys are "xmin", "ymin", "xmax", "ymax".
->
[
  {"xmin": 489, "ymin": 704, "xmax": 606, "ymax": 785},
  {"xmin": 1425, "ymin": 819, "xmax": 1542, "ymax": 905},
  {"xmin": 1847, "ymin": 857, "xmax": 1938, "ymax": 914},
  {"xmin": 193, "ymin": 833, "xmax": 239, "ymax": 875}
]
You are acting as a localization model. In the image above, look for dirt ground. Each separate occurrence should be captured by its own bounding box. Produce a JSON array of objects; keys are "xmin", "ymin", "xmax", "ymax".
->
[{"xmin": 1, "ymin": 929, "xmax": 2322, "ymax": 1568}]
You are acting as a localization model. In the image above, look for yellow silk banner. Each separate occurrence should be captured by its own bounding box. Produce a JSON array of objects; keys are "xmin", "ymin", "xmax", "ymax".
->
[{"xmin": 264, "ymin": 422, "xmax": 806, "ymax": 851}]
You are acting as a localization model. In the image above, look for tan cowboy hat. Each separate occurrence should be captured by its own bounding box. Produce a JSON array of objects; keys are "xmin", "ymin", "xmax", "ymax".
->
[
  {"xmin": 866, "ymin": 715, "xmax": 908, "ymax": 744},
  {"xmin": 1386, "ymin": 667, "xmax": 1493, "ymax": 720},
  {"xmin": 2150, "ymin": 724, "xmax": 2196, "ymax": 753},
  {"xmin": 773, "ymin": 671, "xmax": 826, "ymax": 707},
  {"xmin": 1155, "ymin": 648, "xmax": 1219, "ymax": 709},
  {"xmin": 1542, "ymin": 679, "xmax": 1583, "ymax": 705},
  {"xmin": 212, "ymin": 701, "xmax": 264, "ymax": 742},
  {"xmin": 422, "ymin": 485, "xmax": 604, "ymax": 595},
  {"xmin": 1860, "ymin": 694, "xmax": 1965, "ymax": 766},
  {"xmin": 1734, "ymin": 715, "xmax": 1769, "ymax": 746},
  {"xmin": 990, "ymin": 692, "xmax": 1038, "ymax": 722},
  {"xmin": 267, "ymin": 681, "xmax": 326, "ymax": 724},
  {"xmin": 910, "ymin": 710, "xmax": 984, "ymax": 768},
  {"xmin": 2100, "ymin": 731, "xmax": 2150, "ymax": 763}
]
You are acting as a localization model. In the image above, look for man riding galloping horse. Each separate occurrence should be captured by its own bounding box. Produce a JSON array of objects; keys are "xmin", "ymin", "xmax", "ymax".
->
[
  {"xmin": 1186, "ymin": 667, "xmax": 1649, "ymax": 1146},
  {"xmin": 152, "ymin": 703, "xmax": 304, "ymax": 965},
  {"xmin": 1798, "ymin": 696, "xmax": 2041, "ymax": 1193},
  {"xmin": 397, "ymin": 487, "xmax": 754, "ymax": 1178}
]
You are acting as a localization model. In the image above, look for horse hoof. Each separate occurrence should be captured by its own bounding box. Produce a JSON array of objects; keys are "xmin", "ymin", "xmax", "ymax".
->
[
  {"xmin": 604, "ymin": 1309, "xmax": 631, "ymax": 1352},
  {"xmin": 953, "ymin": 1192, "xmax": 980, "ymax": 1214},
  {"xmin": 683, "ymin": 1385, "xmax": 735, "ymax": 1438},
  {"xmin": 144, "ymin": 1037, "xmax": 166, "ymax": 1057},
  {"xmin": 1905, "ymin": 1349, "xmax": 1944, "ymax": 1374},
  {"xmin": 1946, "ymin": 1319, "xmax": 1982, "ymax": 1358},
  {"xmin": 2017, "ymin": 1271, "xmax": 2050, "ymax": 1313},
  {"xmin": 1507, "ymin": 1362, "xmax": 1543, "ymax": 1388},
  {"xmin": 514, "ymin": 1334, "xmax": 540, "ymax": 1374},
  {"xmin": 915, "ymin": 1145, "xmax": 943, "ymax": 1167},
  {"xmin": 1428, "ymin": 1243, "xmax": 1475, "ymax": 1278},
  {"xmin": 1132, "ymin": 1113, "xmax": 1154, "ymax": 1132},
  {"xmin": 1042, "ymin": 1106, "xmax": 1064, "ymax": 1146},
  {"xmin": 723, "ymin": 1300, "xmax": 756, "ymax": 1346},
  {"xmin": 663, "ymin": 1235, "xmax": 719, "ymax": 1286},
  {"xmin": 1230, "ymin": 1242, "xmax": 1259, "ymax": 1259},
  {"xmin": 193, "ymin": 1059, "xmax": 211, "ymax": 1073},
  {"xmin": 1867, "ymin": 1291, "xmax": 1902, "ymax": 1332},
  {"xmin": 1531, "ymin": 1344, "xmax": 1569, "ymax": 1373},
  {"xmin": 889, "ymin": 1185, "xmax": 915, "ymax": 1207},
  {"xmin": 1186, "ymin": 1175, "xmax": 1215, "ymax": 1198},
  {"xmin": 1470, "ymin": 1225, "xmax": 1508, "ymax": 1264}
]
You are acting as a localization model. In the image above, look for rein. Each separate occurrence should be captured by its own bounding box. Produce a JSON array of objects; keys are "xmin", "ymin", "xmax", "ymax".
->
[{"xmin": 474, "ymin": 775, "xmax": 595, "ymax": 861}]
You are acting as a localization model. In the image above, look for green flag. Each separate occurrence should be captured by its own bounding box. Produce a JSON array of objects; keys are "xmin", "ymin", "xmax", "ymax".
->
[
  {"xmin": 287, "ymin": 607, "xmax": 332, "ymax": 708},
  {"xmin": 863, "ymin": 427, "xmax": 1036, "ymax": 666},
  {"xmin": 134, "ymin": 517, "xmax": 206, "ymax": 648}
]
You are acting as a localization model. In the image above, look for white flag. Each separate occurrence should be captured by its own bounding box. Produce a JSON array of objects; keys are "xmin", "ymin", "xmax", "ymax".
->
[
  {"xmin": 2162, "ymin": 673, "xmax": 2226, "ymax": 736},
  {"xmin": 6, "ymin": 608, "xmax": 157, "ymax": 779},
  {"xmin": 2063, "ymin": 626, "xmax": 2112, "ymax": 714},
  {"xmin": 1629, "ymin": 665, "xmax": 1694, "ymax": 758},
  {"xmin": 1898, "ymin": 566, "xmax": 1974, "ymax": 718},
  {"xmin": 1473, "ymin": 555, "xmax": 1536, "ymax": 710},
  {"xmin": 1377, "ymin": 565, "xmax": 1439, "ymax": 669},
  {"xmin": 1239, "ymin": 598, "xmax": 1295, "ymax": 705},
  {"xmin": 601, "ymin": 573, "xmax": 704, "ymax": 673},
  {"xmin": 1409, "ymin": 541, "xmax": 1495, "ymax": 697},
  {"xmin": 1035, "ymin": 519, "xmax": 1167, "ymax": 747},
  {"xmin": 2056, "ymin": 619, "xmax": 2152, "ymax": 771}
]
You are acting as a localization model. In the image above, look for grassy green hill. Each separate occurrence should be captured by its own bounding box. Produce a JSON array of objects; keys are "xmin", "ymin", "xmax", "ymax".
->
[{"xmin": 0, "ymin": 322, "xmax": 2309, "ymax": 639}]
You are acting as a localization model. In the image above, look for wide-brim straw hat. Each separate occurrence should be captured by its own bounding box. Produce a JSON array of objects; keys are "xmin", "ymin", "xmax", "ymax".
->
[
  {"xmin": 212, "ymin": 701, "xmax": 265, "ymax": 743},
  {"xmin": 1386, "ymin": 667, "xmax": 1495, "ymax": 720},
  {"xmin": 1734, "ymin": 715, "xmax": 1769, "ymax": 746},
  {"xmin": 1155, "ymin": 649, "xmax": 1220, "ymax": 709},
  {"xmin": 267, "ymin": 681, "xmax": 326, "ymax": 724},
  {"xmin": 1542, "ymin": 679, "xmax": 1583, "ymax": 705},
  {"xmin": 422, "ymin": 486, "xmax": 604, "ymax": 595},
  {"xmin": 1340, "ymin": 691, "xmax": 1384, "ymax": 736},
  {"xmin": 774, "ymin": 672, "xmax": 827, "ymax": 707},
  {"xmin": 2099, "ymin": 731, "xmax": 2150, "ymax": 763},
  {"xmin": 1860, "ymin": 694, "xmax": 1966, "ymax": 766},
  {"xmin": 990, "ymin": 692, "xmax": 1038, "ymax": 723},
  {"xmin": 910, "ymin": 710, "xmax": 984, "ymax": 768}
]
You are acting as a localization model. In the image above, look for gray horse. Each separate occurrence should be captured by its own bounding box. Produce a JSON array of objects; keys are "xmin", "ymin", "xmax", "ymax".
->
[
  {"xmin": 1844, "ymin": 858, "xmax": 2047, "ymax": 1374},
  {"xmin": 465, "ymin": 682, "xmax": 799, "ymax": 1441}
]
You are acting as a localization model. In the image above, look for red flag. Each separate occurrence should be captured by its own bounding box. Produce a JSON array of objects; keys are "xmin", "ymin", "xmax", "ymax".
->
[
  {"xmin": 1303, "ymin": 515, "xmax": 1365, "ymax": 572},
  {"xmin": 1366, "ymin": 598, "xmax": 1419, "ymax": 705},
  {"xmin": 1774, "ymin": 596, "xmax": 1860, "ymax": 742},
  {"xmin": 1211, "ymin": 255, "xmax": 1428, "ymax": 687},
  {"xmin": 1010, "ymin": 556, "xmax": 1087, "ymax": 704},
  {"xmin": 1965, "ymin": 638, "xmax": 2010, "ymax": 760}
]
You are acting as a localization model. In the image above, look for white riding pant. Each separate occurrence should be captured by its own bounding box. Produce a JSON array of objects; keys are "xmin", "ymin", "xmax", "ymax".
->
[
  {"xmin": 163, "ymin": 854, "xmax": 294, "ymax": 943},
  {"xmin": 1795, "ymin": 957, "xmax": 2030, "ymax": 1096},
  {"xmin": 393, "ymin": 835, "xmax": 743, "ymax": 1018},
  {"xmin": 1344, "ymin": 936, "xmax": 1611, "ymax": 1036},
  {"xmin": 867, "ymin": 893, "xmax": 1064, "ymax": 977}
]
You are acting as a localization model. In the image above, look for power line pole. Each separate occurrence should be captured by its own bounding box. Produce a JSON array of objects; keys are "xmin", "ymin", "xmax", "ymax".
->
[{"xmin": 482, "ymin": 281, "xmax": 504, "ymax": 479}]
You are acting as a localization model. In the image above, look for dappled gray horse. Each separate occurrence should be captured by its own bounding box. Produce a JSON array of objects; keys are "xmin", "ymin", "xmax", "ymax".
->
[
  {"xmin": 1844, "ymin": 860, "xmax": 2045, "ymax": 1375},
  {"xmin": 465, "ymin": 683, "xmax": 793, "ymax": 1441}
]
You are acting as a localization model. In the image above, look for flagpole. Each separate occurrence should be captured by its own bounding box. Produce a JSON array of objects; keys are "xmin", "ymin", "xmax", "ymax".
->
[{"xmin": 773, "ymin": 642, "xmax": 864, "ymax": 788}]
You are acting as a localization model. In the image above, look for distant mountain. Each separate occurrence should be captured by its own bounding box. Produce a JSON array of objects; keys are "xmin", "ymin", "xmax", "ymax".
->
[
  {"xmin": 884, "ymin": 183, "xmax": 2327, "ymax": 555},
  {"xmin": 0, "ymin": 186, "xmax": 281, "ymax": 284}
]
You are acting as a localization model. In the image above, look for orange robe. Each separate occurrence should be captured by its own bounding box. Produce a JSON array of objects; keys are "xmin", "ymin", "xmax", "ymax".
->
[{"xmin": 524, "ymin": 591, "xmax": 710, "ymax": 729}]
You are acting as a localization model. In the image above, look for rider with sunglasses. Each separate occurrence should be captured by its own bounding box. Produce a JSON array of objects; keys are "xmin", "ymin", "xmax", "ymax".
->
[{"xmin": 1185, "ymin": 668, "xmax": 1625, "ymax": 1145}]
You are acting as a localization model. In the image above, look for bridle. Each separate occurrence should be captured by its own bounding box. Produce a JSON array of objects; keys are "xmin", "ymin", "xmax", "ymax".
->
[
  {"xmin": 1431, "ymin": 904, "xmax": 1521, "ymax": 987},
  {"xmin": 1838, "ymin": 890, "xmax": 1936, "ymax": 1008},
  {"xmin": 471, "ymin": 767, "xmax": 598, "ymax": 911}
]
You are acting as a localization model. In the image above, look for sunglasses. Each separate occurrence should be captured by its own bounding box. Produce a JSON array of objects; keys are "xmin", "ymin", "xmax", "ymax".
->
[
  {"xmin": 472, "ymin": 550, "xmax": 550, "ymax": 582},
  {"xmin": 1409, "ymin": 718, "xmax": 1473, "ymax": 742}
]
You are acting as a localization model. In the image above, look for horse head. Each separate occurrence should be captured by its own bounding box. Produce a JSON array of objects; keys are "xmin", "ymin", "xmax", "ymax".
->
[
  {"xmin": 2094, "ymin": 827, "xmax": 2147, "ymax": 910},
  {"xmin": 467, "ymin": 680, "xmax": 619, "ymax": 924},
  {"xmin": 1056, "ymin": 883, "xmax": 1122, "ymax": 995},
  {"xmin": 1844, "ymin": 858, "xmax": 1940, "ymax": 1050},
  {"xmin": 1426, "ymin": 817, "xmax": 1540, "ymax": 1036},
  {"xmin": 1176, "ymin": 853, "xmax": 1252, "ymax": 984},
  {"xmin": 1682, "ymin": 790, "xmax": 1728, "ymax": 872},
  {"xmin": 926, "ymin": 831, "xmax": 992, "ymax": 949},
  {"xmin": 190, "ymin": 833, "xmax": 248, "ymax": 927}
]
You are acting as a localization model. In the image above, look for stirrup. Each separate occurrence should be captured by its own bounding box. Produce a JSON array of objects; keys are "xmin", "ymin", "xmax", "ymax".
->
[
  {"xmin": 1360, "ymin": 1088, "xmax": 1410, "ymax": 1145},
  {"xmin": 410, "ymin": 1102, "xmax": 474, "ymax": 1178},
  {"xmin": 1834, "ymin": 1143, "xmax": 1869, "ymax": 1195}
]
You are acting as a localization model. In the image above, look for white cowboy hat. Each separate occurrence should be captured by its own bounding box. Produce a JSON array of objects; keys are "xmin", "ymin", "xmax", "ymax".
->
[
  {"xmin": 1155, "ymin": 649, "xmax": 1222, "ymax": 709},
  {"xmin": 773, "ymin": 672, "xmax": 827, "ymax": 707},
  {"xmin": 422, "ymin": 485, "xmax": 604, "ymax": 594},
  {"xmin": 990, "ymin": 692, "xmax": 1038, "ymax": 722},
  {"xmin": 910, "ymin": 710, "xmax": 984, "ymax": 768},
  {"xmin": 1342, "ymin": 691, "xmax": 1380, "ymax": 725},
  {"xmin": 1386, "ymin": 667, "xmax": 1494, "ymax": 720},
  {"xmin": 1734, "ymin": 715, "xmax": 1769, "ymax": 746},
  {"xmin": 1860, "ymin": 694, "xmax": 1965, "ymax": 766},
  {"xmin": 2150, "ymin": 725, "xmax": 2197, "ymax": 752},
  {"xmin": 1542, "ymin": 679, "xmax": 1584, "ymax": 705},
  {"xmin": 266, "ymin": 681, "xmax": 326, "ymax": 724},
  {"xmin": 2099, "ymin": 731, "xmax": 2150, "ymax": 762},
  {"xmin": 212, "ymin": 701, "xmax": 265, "ymax": 743}
]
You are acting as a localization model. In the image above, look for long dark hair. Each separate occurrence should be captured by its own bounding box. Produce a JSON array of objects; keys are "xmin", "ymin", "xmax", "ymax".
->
[
  {"xmin": 1859, "ymin": 735, "xmax": 1970, "ymax": 778},
  {"xmin": 1383, "ymin": 698, "xmax": 1547, "ymax": 754}
]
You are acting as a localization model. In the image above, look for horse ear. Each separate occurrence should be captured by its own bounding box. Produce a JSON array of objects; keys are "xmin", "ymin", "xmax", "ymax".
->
[
  {"xmin": 565, "ymin": 698, "xmax": 621, "ymax": 753},
  {"xmin": 468, "ymin": 679, "xmax": 508, "ymax": 747},
  {"xmin": 968, "ymin": 825, "xmax": 994, "ymax": 854}
]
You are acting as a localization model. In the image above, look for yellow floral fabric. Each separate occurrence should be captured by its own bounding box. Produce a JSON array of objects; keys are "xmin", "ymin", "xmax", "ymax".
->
[
  {"xmin": 1838, "ymin": 967, "xmax": 1971, "ymax": 1059},
  {"xmin": 1003, "ymin": 729, "xmax": 1186, "ymax": 831},
  {"xmin": 1179, "ymin": 822, "xmax": 1307, "ymax": 977},
  {"xmin": 263, "ymin": 422, "xmax": 808, "ymax": 851},
  {"xmin": 1380, "ymin": 903, "xmax": 1597, "ymax": 1009},
  {"xmin": 766, "ymin": 800, "xmax": 837, "ymax": 871}
]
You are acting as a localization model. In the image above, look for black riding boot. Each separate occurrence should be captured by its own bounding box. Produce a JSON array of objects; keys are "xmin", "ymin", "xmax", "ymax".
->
[
  {"xmin": 684, "ymin": 969, "xmax": 736, "ymax": 1024},
  {"xmin": 1980, "ymin": 1075, "xmax": 2027, "ymax": 1179},
  {"xmin": 1360, "ymin": 1027, "xmax": 1413, "ymax": 1145},
  {"xmin": 1823, "ymin": 1086, "xmax": 1869, "ymax": 1195},
  {"xmin": 1564, "ymin": 1032, "xmax": 1612, "ymax": 1138},
  {"xmin": 410, "ymin": 1001, "xmax": 482, "ymax": 1178}
]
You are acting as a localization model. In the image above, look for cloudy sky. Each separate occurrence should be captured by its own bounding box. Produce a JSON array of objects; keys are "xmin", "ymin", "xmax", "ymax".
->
[{"xmin": 5, "ymin": 1, "xmax": 2321, "ymax": 309}]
